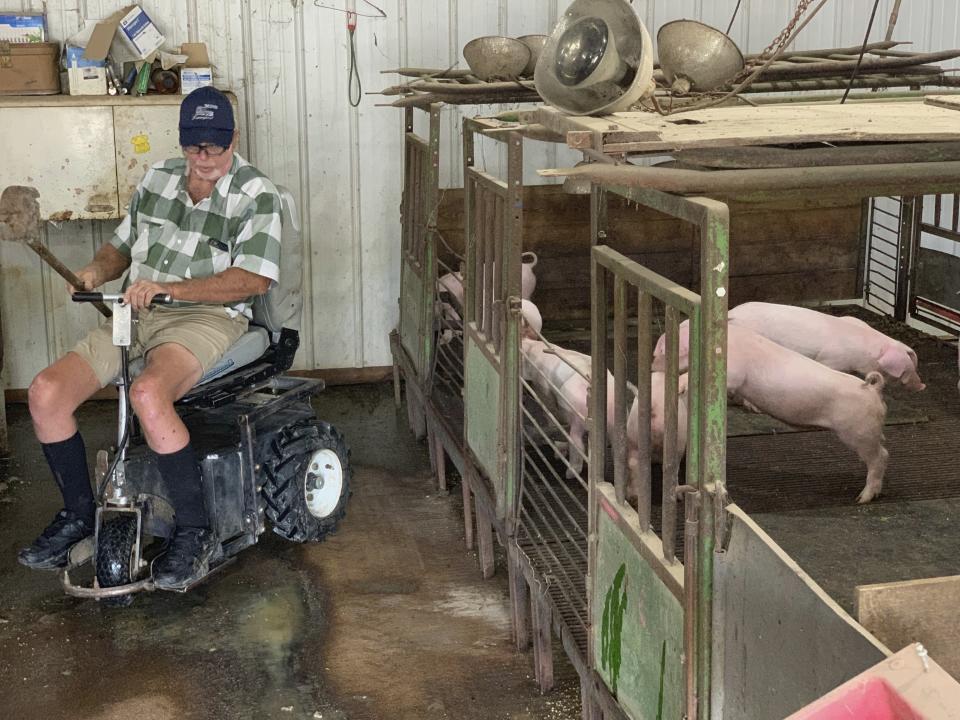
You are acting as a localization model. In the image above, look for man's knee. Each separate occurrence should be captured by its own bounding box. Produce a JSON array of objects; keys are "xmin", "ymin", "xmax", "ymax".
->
[
  {"xmin": 129, "ymin": 376, "xmax": 175, "ymax": 422},
  {"xmin": 29, "ymin": 369, "xmax": 66, "ymax": 418}
]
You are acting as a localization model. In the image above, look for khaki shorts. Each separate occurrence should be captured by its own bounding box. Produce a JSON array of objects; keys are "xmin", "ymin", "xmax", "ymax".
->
[{"xmin": 71, "ymin": 305, "xmax": 249, "ymax": 388}]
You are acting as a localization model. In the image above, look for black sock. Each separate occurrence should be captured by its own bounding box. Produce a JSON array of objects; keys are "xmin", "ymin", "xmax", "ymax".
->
[
  {"xmin": 156, "ymin": 443, "xmax": 209, "ymax": 529},
  {"xmin": 41, "ymin": 432, "xmax": 95, "ymax": 524}
]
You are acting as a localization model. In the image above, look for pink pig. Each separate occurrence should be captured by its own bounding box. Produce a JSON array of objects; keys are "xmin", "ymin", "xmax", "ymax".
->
[
  {"xmin": 626, "ymin": 372, "xmax": 689, "ymax": 496},
  {"xmin": 520, "ymin": 338, "xmax": 615, "ymax": 481},
  {"xmin": 728, "ymin": 302, "xmax": 924, "ymax": 391},
  {"xmin": 437, "ymin": 271, "xmax": 464, "ymax": 323},
  {"xmin": 718, "ymin": 324, "xmax": 889, "ymax": 503}
]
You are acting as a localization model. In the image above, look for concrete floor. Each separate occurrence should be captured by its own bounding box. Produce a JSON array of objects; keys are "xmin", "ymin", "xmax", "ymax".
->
[{"xmin": 0, "ymin": 383, "xmax": 580, "ymax": 720}]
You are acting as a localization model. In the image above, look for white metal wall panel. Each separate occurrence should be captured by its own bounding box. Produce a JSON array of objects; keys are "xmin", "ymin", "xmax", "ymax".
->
[{"xmin": 4, "ymin": 0, "xmax": 960, "ymax": 390}]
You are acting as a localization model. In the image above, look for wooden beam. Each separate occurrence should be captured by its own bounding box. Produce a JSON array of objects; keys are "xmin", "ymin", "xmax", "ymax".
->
[{"xmin": 857, "ymin": 575, "xmax": 960, "ymax": 681}]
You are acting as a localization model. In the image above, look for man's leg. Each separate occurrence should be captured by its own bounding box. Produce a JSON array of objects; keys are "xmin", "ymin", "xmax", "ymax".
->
[
  {"xmin": 19, "ymin": 353, "xmax": 103, "ymax": 569},
  {"xmin": 128, "ymin": 342, "xmax": 209, "ymax": 589}
]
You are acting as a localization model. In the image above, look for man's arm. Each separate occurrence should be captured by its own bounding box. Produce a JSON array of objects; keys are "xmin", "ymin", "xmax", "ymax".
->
[
  {"xmin": 123, "ymin": 267, "xmax": 270, "ymax": 310},
  {"xmin": 72, "ymin": 244, "xmax": 131, "ymax": 291}
]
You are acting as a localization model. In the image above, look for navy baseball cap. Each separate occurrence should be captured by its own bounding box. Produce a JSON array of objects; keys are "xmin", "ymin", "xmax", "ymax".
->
[{"xmin": 179, "ymin": 87, "xmax": 235, "ymax": 148}]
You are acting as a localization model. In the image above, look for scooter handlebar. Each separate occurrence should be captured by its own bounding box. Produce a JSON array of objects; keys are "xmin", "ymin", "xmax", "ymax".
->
[{"xmin": 71, "ymin": 292, "xmax": 173, "ymax": 305}]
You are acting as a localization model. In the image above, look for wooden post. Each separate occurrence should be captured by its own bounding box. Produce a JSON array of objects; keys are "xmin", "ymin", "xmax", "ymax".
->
[
  {"xmin": 508, "ymin": 553, "xmax": 531, "ymax": 651},
  {"xmin": 579, "ymin": 674, "xmax": 602, "ymax": 720},
  {"xmin": 434, "ymin": 432, "xmax": 447, "ymax": 492},
  {"xmin": 0, "ymin": 299, "xmax": 6, "ymax": 455},
  {"xmin": 461, "ymin": 476, "xmax": 474, "ymax": 550},
  {"xmin": 532, "ymin": 589, "xmax": 554, "ymax": 693},
  {"xmin": 477, "ymin": 506, "xmax": 495, "ymax": 579}
]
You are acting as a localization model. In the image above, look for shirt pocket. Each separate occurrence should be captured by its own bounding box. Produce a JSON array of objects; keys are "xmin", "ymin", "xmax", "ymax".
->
[
  {"xmin": 188, "ymin": 238, "xmax": 231, "ymax": 279},
  {"xmin": 133, "ymin": 219, "xmax": 165, "ymax": 267}
]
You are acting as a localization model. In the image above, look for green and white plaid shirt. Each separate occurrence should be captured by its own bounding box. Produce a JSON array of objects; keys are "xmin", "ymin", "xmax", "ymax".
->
[{"xmin": 110, "ymin": 154, "xmax": 282, "ymax": 319}]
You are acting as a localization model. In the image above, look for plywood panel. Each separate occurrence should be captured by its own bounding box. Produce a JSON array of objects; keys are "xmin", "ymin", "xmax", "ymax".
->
[
  {"xmin": 857, "ymin": 575, "xmax": 960, "ymax": 681},
  {"xmin": 716, "ymin": 505, "xmax": 889, "ymax": 720}
]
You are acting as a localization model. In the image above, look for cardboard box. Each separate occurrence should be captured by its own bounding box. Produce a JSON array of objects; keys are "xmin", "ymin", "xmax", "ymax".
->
[
  {"xmin": 0, "ymin": 41, "xmax": 59, "ymax": 95},
  {"xmin": 180, "ymin": 67, "xmax": 213, "ymax": 94},
  {"xmin": 0, "ymin": 13, "xmax": 46, "ymax": 43},
  {"xmin": 61, "ymin": 46, "xmax": 106, "ymax": 95},
  {"xmin": 179, "ymin": 42, "xmax": 213, "ymax": 94},
  {"xmin": 84, "ymin": 5, "xmax": 164, "ymax": 63}
]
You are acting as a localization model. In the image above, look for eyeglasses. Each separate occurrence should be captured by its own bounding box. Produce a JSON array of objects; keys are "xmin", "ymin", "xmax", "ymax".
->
[{"xmin": 182, "ymin": 144, "xmax": 228, "ymax": 157}]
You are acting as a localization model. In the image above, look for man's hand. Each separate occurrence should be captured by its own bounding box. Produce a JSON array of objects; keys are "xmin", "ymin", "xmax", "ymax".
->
[
  {"xmin": 68, "ymin": 266, "xmax": 104, "ymax": 294},
  {"xmin": 123, "ymin": 279, "xmax": 173, "ymax": 311}
]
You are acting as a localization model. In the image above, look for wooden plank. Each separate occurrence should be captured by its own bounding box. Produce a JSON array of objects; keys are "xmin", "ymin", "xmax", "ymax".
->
[
  {"xmin": 856, "ymin": 575, "xmax": 960, "ymax": 681},
  {"xmin": 786, "ymin": 644, "xmax": 960, "ymax": 719},
  {"xmin": 925, "ymin": 94, "xmax": 960, "ymax": 111},
  {"xmin": 533, "ymin": 101, "xmax": 960, "ymax": 154}
]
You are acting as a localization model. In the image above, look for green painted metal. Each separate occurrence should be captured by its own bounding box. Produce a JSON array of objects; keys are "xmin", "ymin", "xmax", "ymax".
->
[
  {"xmin": 593, "ymin": 509, "xmax": 684, "ymax": 720},
  {"xmin": 591, "ymin": 186, "xmax": 729, "ymax": 720},
  {"xmin": 397, "ymin": 104, "xmax": 442, "ymax": 383},
  {"xmin": 461, "ymin": 119, "xmax": 524, "ymax": 525},
  {"xmin": 465, "ymin": 334, "xmax": 502, "ymax": 486},
  {"xmin": 399, "ymin": 259, "xmax": 425, "ymax": 369},
  {"xmin": 696, "ymin": 200, "xmax": 730, "ymax": 720},
  {"xmin": 500, "ymin": 131, "xmax": 524, "ymax": 528}
]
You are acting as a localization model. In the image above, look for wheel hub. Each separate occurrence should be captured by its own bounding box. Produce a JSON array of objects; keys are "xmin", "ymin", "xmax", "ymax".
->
[{"xmin": 303, "ymin": 449, "xmax": 343, "ymax": 519}]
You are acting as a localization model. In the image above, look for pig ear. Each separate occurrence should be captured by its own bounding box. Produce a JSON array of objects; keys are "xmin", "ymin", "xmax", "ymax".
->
[{"xmin": 878, "ymin": 348, "xmax": 911, "ymax": 381}]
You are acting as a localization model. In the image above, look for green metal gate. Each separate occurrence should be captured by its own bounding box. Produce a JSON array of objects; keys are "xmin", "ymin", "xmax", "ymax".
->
[
  {"xmin": 589, "ymin": 187, "xmax": 729, "ymax": 720},
  {"xmin": 462, "ymin": 119, "xmax": 524, "ymax": 524}
]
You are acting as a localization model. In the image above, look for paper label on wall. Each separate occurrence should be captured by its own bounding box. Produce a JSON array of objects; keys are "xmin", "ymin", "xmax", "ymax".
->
[{"xmin": 131, "ymin": 134, "xmax": 150, "ymax": 154}]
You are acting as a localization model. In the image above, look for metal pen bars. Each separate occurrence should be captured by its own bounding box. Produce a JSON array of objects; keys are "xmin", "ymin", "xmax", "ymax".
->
[{"xmin": 591, "ymin": 246, "xmax": 701, "ymax": 563}]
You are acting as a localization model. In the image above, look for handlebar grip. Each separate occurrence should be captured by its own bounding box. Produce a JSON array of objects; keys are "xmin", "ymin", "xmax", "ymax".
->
[{"xmin": 72, "ymin": 292, "xmax": 173, "ymax": 305}]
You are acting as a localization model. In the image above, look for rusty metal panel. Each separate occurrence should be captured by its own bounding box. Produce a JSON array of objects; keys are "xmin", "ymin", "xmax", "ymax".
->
[
  {"xmin": 0, "ymin": 106, "xmax": 117, "ymax": 221},
  {"xmin": 592, "ymin": 500, "xmax": 685, "ymax": 720},
  {"xmin": 113, "ymin": 104, "xmax": 192, "ymax": 215},
  {"xmin": 714, "ymin": 505, "xmax": 889, "ymax": 720}
]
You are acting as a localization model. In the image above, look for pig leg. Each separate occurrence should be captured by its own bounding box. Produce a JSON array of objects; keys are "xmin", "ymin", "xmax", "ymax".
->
[{"xmin": 835, "ymin": 423, "xmax": 889, "ymax": 504}]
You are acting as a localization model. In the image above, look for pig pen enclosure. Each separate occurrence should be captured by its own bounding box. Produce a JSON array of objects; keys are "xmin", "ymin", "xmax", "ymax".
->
[{"xmin": 390, "ymin": 96, "xmax": 960, "ymax": 719}]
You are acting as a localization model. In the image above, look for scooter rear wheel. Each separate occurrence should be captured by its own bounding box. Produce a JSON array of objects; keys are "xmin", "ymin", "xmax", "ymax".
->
[
  {"xmin": 96, "ymin": 516, "xmax": 139, "ymax": 607},
  {"xmin": 261, "ymin": 419, "xmax": 351, "ymax": 543}
]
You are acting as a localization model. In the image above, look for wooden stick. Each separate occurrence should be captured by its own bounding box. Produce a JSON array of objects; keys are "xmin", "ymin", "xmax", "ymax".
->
[{"xmin": 25, "ymin": 240, "xmax": 112, "ymax": 318}]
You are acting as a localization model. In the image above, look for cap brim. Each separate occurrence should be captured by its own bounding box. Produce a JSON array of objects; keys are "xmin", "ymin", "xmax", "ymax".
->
[{"xmin": 180, "ymin": 127, "xmax": 234, "ymax": 148}]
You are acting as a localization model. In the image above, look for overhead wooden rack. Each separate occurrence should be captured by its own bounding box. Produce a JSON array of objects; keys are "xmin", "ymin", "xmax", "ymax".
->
[
  {"xmin": 526, "ymin": 96, "xmax": 960, "ymax": 156},
  {"xmin": 377, "ymin": 40, "xmax": 960, "ymax": 109}
]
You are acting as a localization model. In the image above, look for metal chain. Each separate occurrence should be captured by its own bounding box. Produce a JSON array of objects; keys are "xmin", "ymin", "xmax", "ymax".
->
[{"xmin": 757, "ymin": 0, "xmax": 815, "ymax": 60}]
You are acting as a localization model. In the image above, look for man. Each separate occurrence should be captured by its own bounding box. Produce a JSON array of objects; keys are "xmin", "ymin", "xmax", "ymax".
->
[{"xmin": 18, "ymin": 86, "xmax": 282, "ymax": 590}]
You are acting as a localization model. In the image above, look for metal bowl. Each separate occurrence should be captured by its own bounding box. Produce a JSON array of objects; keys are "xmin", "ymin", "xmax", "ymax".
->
[
  {"xmin": 517, "ymin": 34, "xmax": 548, "ymax": 77},
  {"xmin": 657, "ymin": 19, "xmax": 744, "ymax": 93},
  {"xmin": 463, "ymin": 36, "xmax": 531, "ymax": 81}
]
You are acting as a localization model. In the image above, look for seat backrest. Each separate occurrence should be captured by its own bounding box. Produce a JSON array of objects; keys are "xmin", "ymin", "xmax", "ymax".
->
[{"xmin": 252, "ymin": 184, "xmax": 303, "ymax": 333}]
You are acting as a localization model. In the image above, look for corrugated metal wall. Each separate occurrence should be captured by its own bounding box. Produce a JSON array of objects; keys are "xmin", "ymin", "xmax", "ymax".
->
[{"xmin": 1, "ymin": 0, "xmax": 957, "ymax": 389}]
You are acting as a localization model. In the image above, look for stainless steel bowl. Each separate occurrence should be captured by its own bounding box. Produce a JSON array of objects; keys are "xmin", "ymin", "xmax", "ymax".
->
[
  {"xmin": 657, "ymin": 19, "xmax": 744, "ymax": 93},
  {"xmin": 517, "ymin": 34, "xmax": 548, "ymax": 77},
  {"xmin": 463, "ymin": 36, "xmax": 531, "ymax": 81}
]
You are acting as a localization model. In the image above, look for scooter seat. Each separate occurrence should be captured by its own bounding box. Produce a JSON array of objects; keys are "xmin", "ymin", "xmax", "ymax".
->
[{"xmin": 120, "ymin": 326, "xmax": 270, "ymax": 387}]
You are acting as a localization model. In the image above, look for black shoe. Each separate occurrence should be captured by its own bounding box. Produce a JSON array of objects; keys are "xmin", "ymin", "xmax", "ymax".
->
[
  {"xmin": 18, "ymin": 509, "xmax": 94, "ymax": 570},
  {"xmin": 153, "ymin": 527, "xmax": 216, "ymax": 591}
]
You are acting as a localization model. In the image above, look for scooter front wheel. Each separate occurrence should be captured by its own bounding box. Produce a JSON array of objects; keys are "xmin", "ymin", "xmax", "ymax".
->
[{"xmin": 96, "ymin": 516, "xmax": 140, "ymax": 607}]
